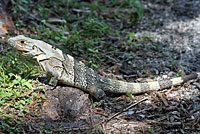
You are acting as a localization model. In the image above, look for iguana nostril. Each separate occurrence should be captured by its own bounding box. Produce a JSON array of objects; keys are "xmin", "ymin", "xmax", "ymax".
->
[{"xmin": 8, "ymin": 38, "xmax": 13, "ymax": 45}]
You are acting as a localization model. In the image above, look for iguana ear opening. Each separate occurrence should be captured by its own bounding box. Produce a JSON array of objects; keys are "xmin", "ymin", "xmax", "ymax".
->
[{"xmin": 32, "ymin": 45, "xmax": 37, "ymax": 50}]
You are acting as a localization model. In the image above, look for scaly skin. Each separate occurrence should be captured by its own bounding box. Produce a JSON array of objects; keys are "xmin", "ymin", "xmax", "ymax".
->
[{"xmin": 8, "ymin": 35, "xmax": 200, "ymax": 100}]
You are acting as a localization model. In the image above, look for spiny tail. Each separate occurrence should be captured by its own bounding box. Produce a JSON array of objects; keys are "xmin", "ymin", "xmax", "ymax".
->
[{"xmin": 102, "ymin": 73, "xmax": 200, "ymax": 94}]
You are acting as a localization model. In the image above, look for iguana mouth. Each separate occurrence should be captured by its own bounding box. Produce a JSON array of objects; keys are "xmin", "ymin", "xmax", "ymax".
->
[{"xmin": 8, "ymin": 38, "xmax": 24, "ymax": 50}]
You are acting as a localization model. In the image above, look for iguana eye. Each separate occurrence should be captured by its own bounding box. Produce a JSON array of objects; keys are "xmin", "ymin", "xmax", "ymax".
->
[
  {"xmin": 17, "ymin": 39, "xmax": 26, "ymax": 46},
  {"xmin": 21, "ymin": 40, "xmax": 25, "ymax": 44}
]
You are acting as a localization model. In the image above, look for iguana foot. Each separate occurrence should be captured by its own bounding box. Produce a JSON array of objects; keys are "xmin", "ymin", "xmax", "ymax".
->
[
  {"xmin": 93, "ymin": 96, "xmax": 112, "ymax": 107},
  {"xmin": 103, "ymin": 96, "xmax": 113, "ymax": 106},
  {"xmin": 48, "ymin": 76, "xmax": 58, "ymax": 86},
  {"xmin": 88, "ymin": 85, "xmax": 106, "ymax": 100},
  {"xmin": 44, "ymin": 85, "xmax": 56, "ymax": 90}
]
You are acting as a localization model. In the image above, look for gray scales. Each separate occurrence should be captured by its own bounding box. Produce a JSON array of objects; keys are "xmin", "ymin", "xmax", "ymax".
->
[{"xmin": 8, "ymin": 35, "xmax": 200, "ymax": 100}]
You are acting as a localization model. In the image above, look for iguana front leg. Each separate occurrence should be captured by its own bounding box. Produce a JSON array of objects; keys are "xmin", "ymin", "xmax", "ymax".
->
[
  {"xmin": 48, "ymin": 71, "xmax": 59, "ymax": 86},
  {"xmin": 39, "ymin": 60, "xmax": 59, "ymax": 86}
]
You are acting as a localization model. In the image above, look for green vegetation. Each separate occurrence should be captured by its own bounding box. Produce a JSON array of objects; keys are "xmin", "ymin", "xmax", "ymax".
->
[
  {"xmin": 147, "ymin": 128, "xmax": 156, "ymax": 134},
  {"xmin": 0, "ymin": 50, "xmax": 45, "ymax": 133},
  {"xmin": 11, "ymin": 0, "xmax": 144, "ymax": 68}
]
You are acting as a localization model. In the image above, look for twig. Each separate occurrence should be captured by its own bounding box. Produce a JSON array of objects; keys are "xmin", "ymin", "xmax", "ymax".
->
[
  {"xmin": 146, "ymin": 120, "xmax": 182, "ymax": 125},
  {"xmin": 123, "ymin": 74, "xmax": 137, "ymax": 78},
  {"xmin": 156, "ymin": 93, "xmax": 169, "ymax": 107},
  {"xmin": 24, "ymin": 99, "xmax": 39, "ymax": 109},
  {"xmin": 53, "ymin": 126, "xmax": 91, "ymax": 132},
  {"xmin": 190, "ymin": 107, "xmax": 200, "ymax": 114},
  {"xmin": 105, "ymin": 97, "xmax": 148, "ymax": 123},
  {"xmin": 94, "ymin": 111, "xmax": 109, "ymax": 117},
  {"xmin": 72, "ymin": 8, "xmax": 91, "ymax": 13},
  {"xmin": 89, "ymin": 108, "xmax": 94, "ymax": 130},
  {"xmin": 192, "ymin": 114, "xmax": 200, "ymax": 126}
]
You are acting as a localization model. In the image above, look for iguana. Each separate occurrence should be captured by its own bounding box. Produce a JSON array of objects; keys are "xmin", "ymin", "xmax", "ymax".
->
[{"xmin": 8, "ymin": 35, "xmax": 200, "ymax": 100}]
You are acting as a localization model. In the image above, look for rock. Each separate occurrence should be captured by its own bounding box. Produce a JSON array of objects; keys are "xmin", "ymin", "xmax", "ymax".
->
[
  {"xmin": 58, "ymin": 86, "xmax": 91, "ymax": 121},
  {"xmin": 41, "ymin": 86, "xmax": 91, "ymax": 121}
]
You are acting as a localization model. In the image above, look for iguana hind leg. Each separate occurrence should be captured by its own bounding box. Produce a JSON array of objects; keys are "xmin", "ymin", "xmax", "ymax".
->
[{"xmin": 88, "ymin": 84, "xmax": 106, "ymax": 100}]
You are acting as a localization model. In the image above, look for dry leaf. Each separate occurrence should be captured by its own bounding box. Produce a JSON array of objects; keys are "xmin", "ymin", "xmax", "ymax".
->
[{"xmin": 0, "ymin": 8, "xmax": 15, "ymax": 35}]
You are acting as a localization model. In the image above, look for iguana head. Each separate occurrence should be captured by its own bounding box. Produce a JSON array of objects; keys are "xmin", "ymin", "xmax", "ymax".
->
[
  {"xmin": 8, "ymin": 35, "xmax": 44, "ymax": 58},
  {"xmin": 8, "ymin": 35, "xmax": 65, "ymax": 61}
]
